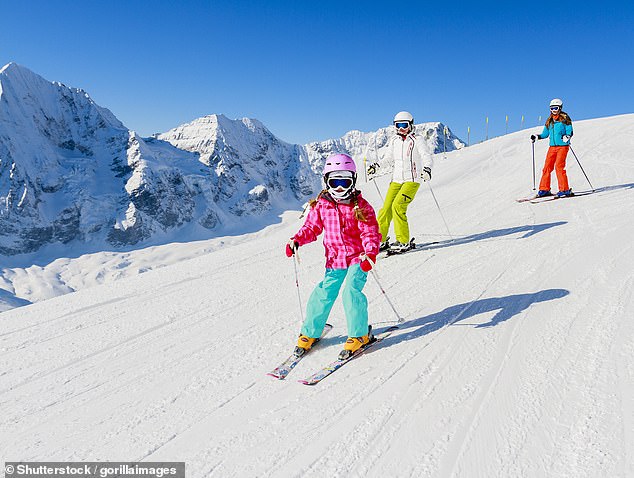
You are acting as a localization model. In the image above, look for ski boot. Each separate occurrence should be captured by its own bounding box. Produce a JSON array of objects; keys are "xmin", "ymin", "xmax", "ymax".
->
[
  {"xmin": 388, "ymin": 240, "xmax": 413, "ymax": 254},
  {"xmin": 557, "ymin": 189, "xmax": 573, "ymax": 198},
  {"xmin": 379, "ymin": 236, "xmax": 391, "ymax": 252},
  {"xmin": 294, "ymin": 335, "xmax": 318, "ymax": 357},
  {"xmin": 338, "ymin": 326, "xmax": 374, "ymax": 360},
  {"xmin": 536, "ymin": 189, "xmax": 552, "ymax": 198}
]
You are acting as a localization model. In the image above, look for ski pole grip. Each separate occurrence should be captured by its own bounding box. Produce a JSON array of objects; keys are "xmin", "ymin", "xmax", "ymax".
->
[{"xmin": 360, "ymin": 253, "xmax": 376, "ymax": 269}]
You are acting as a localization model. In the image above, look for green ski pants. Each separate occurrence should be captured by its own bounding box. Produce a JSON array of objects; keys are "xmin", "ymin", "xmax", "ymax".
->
[
  {"xmin": 301, "ymin": 263, "xmax": 369, "ymax": 338},
  {"xmin": 377, "ymin": 181, "xmax": 421, "ymax": 244}
]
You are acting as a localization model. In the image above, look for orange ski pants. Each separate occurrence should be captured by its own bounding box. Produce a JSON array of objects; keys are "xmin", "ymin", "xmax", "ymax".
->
[{"xmin": 539, "ymin": 146, "xmax": 570, "ymax": 192}]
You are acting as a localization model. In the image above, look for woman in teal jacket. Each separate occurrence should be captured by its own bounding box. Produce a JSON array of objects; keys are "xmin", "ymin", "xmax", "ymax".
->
[{"xmin": 530, "ymin": 98, "xmax": 574, "ymax": 197}]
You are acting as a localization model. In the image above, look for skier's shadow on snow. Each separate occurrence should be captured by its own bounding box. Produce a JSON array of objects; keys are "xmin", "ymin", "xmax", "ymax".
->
[
  {"xmin": 590, "ymin": 182, "xmax": 634, "ymax": 193},
  {"xmin": 376, "ymin": 289, "xmax": 570, "ymax": 348},
  {"xmin": 409, "ymin": 182, "xmax": 634, "ymax": 254},
  {"xmin": 411, "ymin": 221, "xmax": 567, "ymax": 254}
]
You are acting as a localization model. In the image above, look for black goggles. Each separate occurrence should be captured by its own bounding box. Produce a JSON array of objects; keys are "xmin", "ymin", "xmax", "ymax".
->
[
  {"xmin": 395, "ymin": 122, "xmax": 410, "ymax": 129},
  {"xmin": 327, "ymin": 177, "xmax": 354, "ymax": 189}
]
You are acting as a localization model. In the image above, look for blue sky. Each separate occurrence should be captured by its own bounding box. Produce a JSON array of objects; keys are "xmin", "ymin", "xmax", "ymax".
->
[{"xmin": 2, "ymin": 0, "xmax": 633, "ymax": 144}]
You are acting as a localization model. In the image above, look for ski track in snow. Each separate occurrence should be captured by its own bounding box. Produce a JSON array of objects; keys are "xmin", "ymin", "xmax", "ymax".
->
[{"xmin": 1, "ymin": 115, "xmax": 634, "ymax": 477}]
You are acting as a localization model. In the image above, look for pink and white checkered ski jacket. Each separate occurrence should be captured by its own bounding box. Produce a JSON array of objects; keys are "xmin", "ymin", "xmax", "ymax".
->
[{"xmin": 293, "ymin": 191, "xmax": 380, "ymax": 270}]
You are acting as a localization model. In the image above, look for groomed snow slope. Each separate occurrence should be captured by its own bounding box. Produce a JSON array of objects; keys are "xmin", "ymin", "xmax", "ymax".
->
[{"xmin": 1, "ymin": 114, "xmax": 633, "ymax": 478}]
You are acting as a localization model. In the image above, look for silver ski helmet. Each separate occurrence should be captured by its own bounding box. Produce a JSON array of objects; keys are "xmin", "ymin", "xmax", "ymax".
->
[{"xmin": 549, "ymin": 98, "xmax": 564, "ymax": 109}]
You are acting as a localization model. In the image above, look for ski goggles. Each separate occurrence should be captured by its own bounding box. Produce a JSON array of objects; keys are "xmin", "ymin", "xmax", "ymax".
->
[
  {"xmin": 550, "ymin": 106, "xmax": 561, "ymax": 112},
  {"xmin": 327, "ymin": 177, "xmax": 354, "ymax": 189},
  {"xmin": 395, "ymin": 122, "xmax": 410, "ymax": 129}
]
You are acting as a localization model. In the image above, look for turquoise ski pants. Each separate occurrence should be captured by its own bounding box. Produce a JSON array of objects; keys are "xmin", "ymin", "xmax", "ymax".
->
[{"xmin": 301, "ymin": 263, "xmax": 369, "ymax": 338}]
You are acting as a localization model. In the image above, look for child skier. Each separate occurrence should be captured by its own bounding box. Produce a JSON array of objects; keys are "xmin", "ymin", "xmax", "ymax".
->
[
  {"xmin": 285, "ymin": 153, "xmax": 381, "ymax": 360},
  {"xmin": 530, "ymin": 98, "xmax": 574, "ymax": 197},
  {"xmin": 367, "ymin": 111, "xmax": 434, "ymax": 254}
]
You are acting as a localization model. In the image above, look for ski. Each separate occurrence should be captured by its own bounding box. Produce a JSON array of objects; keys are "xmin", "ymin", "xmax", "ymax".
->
[
  {"xmin": 516, "ymin": 193, "xmax": 546, "ymax": 202},
  {"xmin": 527, "ymin": 190, "xmax": 594, "ymax": 204},
  {"xmin": 298, "ymin": 325, "xmax": 399, "ymax": 385},
  {"xmin": 517, "ymin": 190, "xmax": 595, "ymax": 204},
  {"xmin": 385, "ymin": 238, "xmax": 439, "ymax": 256},
  {"xmin": 528, "ymin": 196, "xmax": 558, "ymax": 203},
  {"xmin": 267, "ymin": 324, "xmax": 333, "ymax": 380},
  {"xmin": 414, "ymin": 241, "xmax": 441, "ymax": 250}
]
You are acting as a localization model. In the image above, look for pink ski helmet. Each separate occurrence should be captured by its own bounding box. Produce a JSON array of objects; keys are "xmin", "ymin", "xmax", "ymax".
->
[{"xmin": 322, "ymin": 153, "xmax": 357, "ymax": 176}]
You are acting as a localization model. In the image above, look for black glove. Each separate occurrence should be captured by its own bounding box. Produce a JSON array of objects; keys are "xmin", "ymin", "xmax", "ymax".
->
[
  {"xmin": 421, "ymin": 166, "xmax": 432, "ymax": 182},
  {"xmin": 530, "ymin": 134, "xmax": 539, "ymax": 142},
  {"xmin": 367, "ymin": 162, "xmax": 379, "ymax": 176}
]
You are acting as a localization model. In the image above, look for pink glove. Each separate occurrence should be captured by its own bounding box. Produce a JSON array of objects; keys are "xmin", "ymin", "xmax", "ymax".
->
[
  {"xmin": 359, "ymin": 254, "xmax": 376, "ymax": 272},
  {"xmin": 285, "ymin": 240, "xmax": 298, "ymax": 257}
]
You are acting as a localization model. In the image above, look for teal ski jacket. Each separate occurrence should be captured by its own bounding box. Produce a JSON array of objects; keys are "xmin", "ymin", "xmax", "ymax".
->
[{"xmin": 539, "ymin": 115, "xmax": 574, "ymax": 146}]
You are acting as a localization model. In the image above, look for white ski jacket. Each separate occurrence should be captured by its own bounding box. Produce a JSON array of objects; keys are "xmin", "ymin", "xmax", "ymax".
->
[{"xmin": 389, "ymin": 133, "xmax": 433, "ymax": 184}]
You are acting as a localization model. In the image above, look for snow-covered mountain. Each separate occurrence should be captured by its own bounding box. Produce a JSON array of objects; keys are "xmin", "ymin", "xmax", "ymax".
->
[
  {"xmin": 0, "ymin": 63, "xmax": 216, "ymax": 254},
  {"xmin": 0, "ymin": 62, "xmax": 128, "ymax": 254},
  {"xmin": 0, "ymin": 64, "xmax": 318, "ymax": 257},
  {"xmin": 156, "ymin": 114, "xmax": 319, "ymax": 220},
  {"xmin": 0, "ymin": 63, "xmax": 463, "ymax": 258}
]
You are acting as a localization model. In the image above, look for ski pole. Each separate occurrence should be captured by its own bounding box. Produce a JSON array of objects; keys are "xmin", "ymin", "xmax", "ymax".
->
[
  {"xmin": 292, "ymin": 252, "xmax": 304, "ymax": 323},
  {"xmin": 371, "ymin": 135, "xmax": 385, "ymax": 202},
  {"xmin": 370, "ymin": 269, "xmax": 404, "ymax": 324},
  {"xmin": 363, "ymin": 156, "xmax": 368, "ymax": 183},
  {"xmin": 427, "ymin": 182, "xmax": 454, "ymax": 242},
  {"xmin": 569, "ymin": 145, "xmax": 595, "ymax": 191},
  {"xmin": 364, "ymin": 155, "xmax": 384, "ymax": 201},
  {"xmin": 533, "ymin": 141, "xmax": 535, "ymax": 191},
  {"xmin": 372, "ymin": 178, "xmax": 384, "ymax": 202},
  {"xmin": 363, "ymin": 255, "xmax": 404, "ymax": 324}
]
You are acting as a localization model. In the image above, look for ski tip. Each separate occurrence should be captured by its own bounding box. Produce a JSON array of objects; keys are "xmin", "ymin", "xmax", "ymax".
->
[{"xmin": 267, "ymin": 372, "xmax": 286, "ymax": 380}]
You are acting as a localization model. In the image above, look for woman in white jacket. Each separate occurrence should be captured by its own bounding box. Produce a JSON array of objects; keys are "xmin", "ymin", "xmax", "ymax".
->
[{"xmin": 368, "ymin": 111, "xmax": 433, "ymax": 253}]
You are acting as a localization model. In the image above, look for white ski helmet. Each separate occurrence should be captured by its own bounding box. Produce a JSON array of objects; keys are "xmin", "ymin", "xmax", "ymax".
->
[
  {"xmin": 549, "ymin": 98, "xmax": 563, "ymax": 108},
  {"xmin": 393, "ymin": 111, "xmax": 414, "ymax": 133},
  {"xmin": 393, "ymin": 111, "xmax": 414, "ymax": 124}
]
